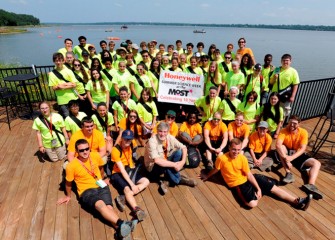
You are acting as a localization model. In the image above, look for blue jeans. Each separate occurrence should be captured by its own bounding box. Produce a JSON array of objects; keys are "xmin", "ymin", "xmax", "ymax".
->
[{"xmin": 150, "ymin": 149, "xmax": 182, "ymax": 185}]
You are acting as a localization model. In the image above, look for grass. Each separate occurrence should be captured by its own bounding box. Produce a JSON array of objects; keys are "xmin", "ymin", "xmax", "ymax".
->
[{"xmin": 0, "ymin": 27, "xmax": 27, "ymax": 34}]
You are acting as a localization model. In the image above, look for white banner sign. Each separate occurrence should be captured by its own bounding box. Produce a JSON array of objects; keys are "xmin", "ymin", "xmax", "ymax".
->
[{"xmin": 157, "ymin": 70, "xmax": 204, "ymax": 105}]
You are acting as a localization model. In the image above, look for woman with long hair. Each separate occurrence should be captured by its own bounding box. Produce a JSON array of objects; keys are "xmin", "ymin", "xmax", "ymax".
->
[
  {"xmin": 195, "ymin": 86, "xmax": 221, "ymax": 123},
  {"xmin": 237, "ymin": 91, "xmax": 261, "ymax": 131},
  {"xmin": 261, "ymin": 92, "xmax": 284, "ymax": 139},
  {"xmin": 204, "ymin": 61, "xmax": 222, "ymax": 96},
  {"xmin": 92, "ymin": 102, "xmax": 114, "ymax": 153},
  {"xmin": 137, "ymin": 88, "xmax": 158, "ymax": 138},
  {"xmin": 85, "ymin": 69, "xmax": 109, "ymax": 111}
]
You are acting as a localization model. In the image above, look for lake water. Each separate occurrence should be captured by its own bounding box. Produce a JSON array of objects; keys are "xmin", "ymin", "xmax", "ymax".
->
[{"xmin": 1, "ymin": 24, "xmax": 335, "ymax": 81}]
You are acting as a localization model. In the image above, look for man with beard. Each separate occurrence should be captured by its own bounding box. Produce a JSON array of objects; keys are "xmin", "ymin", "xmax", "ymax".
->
[{"xmin": 276, "ymin": 115, "xmax": 323, "ymax": 199}]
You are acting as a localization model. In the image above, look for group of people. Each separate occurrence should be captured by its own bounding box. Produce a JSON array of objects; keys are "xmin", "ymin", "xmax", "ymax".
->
[{"xmin": 31, "ymin": 35, "xmax": 323, "ymax": 239}]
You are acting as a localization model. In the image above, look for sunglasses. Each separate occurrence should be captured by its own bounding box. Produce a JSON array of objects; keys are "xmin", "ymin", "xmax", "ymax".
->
[
  {"xmin": 137, "ymin": 69, "xmax": 143, "ymax": 71},
  {"xmin": 78, "ymin": 147, "xmax": 89, "ymax": 153},
  {"xmin": 129, "ymin": 115, "xmax": 137, "ymax": 118},
  {"xmin": 74, "ymin": 64, "xmax": 81, "ymax": 67},
  {"xmin": 167, "ymin": 115, "xmax": 175, "ymax": 119},
  {"xmin": 213, "ymin": 118, "xmax": 220, "ymax": 121}
]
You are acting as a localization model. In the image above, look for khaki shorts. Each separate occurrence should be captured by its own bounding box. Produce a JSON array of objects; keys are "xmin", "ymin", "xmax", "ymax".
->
[{"xmin": 45, "ymin": 145, "xmax": 67, "ymax": 162}]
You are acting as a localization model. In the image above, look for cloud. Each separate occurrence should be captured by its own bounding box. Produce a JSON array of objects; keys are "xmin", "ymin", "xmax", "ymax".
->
[
  {"xmin": 114, "ymin": 3, "xmax": 122, "ymax": 7},
  {"xmin": 9, "ymin": 0, "xmax": 27, "ymax": 5},
  {"xmin": 200, "ymin": 3, "xmax": 209, "ymax": 8}
]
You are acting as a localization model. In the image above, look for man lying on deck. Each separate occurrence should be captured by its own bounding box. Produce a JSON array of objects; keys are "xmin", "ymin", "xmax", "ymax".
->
[
  {"xmin": 199, "ymin": 138, "xmax": 312, "ymax": 210},
  {"xmin": 57, "ymin": 139, "xmax": 136, "ymax": 239}
]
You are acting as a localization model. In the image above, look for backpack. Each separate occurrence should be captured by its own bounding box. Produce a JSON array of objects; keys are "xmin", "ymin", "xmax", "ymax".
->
[{"xmin": 185, "ymin": 146, "xmax": 201, "ymax": 168}]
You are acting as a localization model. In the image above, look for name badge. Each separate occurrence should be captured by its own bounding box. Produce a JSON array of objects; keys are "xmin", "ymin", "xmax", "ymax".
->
[
  {"xmin": 96, "ymin": 179, "xmax": 107, "ymax": 188},
  {"xmin": 51, "ymin": 138, "xmax": 58, "ymax": 147}
]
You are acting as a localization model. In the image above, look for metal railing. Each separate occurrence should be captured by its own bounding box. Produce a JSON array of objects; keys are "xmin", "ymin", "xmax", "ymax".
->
[
  {"xmin": 0, "ymin": 65, "xmax": 55, "ymax": 102},
  {"xmin": 1, "ymin": 65, "xmax": 335, "ymax": 121},
  {"xmin": 291, "ymin": 77, "xmax": 335, "ymax": 120}
]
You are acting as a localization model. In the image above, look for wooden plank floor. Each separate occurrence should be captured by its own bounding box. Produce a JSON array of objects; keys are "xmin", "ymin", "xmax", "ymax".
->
[{"xmin": 0, "ymin": 116, "xmax": 335, "ymax": 240}]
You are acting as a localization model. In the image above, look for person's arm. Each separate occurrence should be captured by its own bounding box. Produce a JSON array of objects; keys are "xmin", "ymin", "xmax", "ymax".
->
[
  {"xmin": 36, "ymin": 130, "xmax": 45, "ymax": 153},
  {"xmin": 290, "ymin": 84, "xmax": 299, "ymax": 103},
  {"xmin": 114, "ymin": 130, "xmax": 123, "ymax": 146},
  {"xmin": 61, "ymin": 126, "xmax": 70, "ymax": 145},
  {"xmin": 116, "ymin": 161, "xmax": 140, "ymax": 195},
  {"xmin": 218, "ymin": 131, "xmax": 228, "ymax": 152},
  {"xmin": 105, "ymin": 90, "xmax": 110, "ymax": 109},
  {"xmin": 247, "ymin": 172, "xmax": 262, "ymax": 199},
  {"xmin": 150, "ymin": 80, "xmax": 158, "ymax": 96},
  {"xmin": 52, "ymin": 82, "xmax": 76, "ymax": 90},
  {"xmin": 274, "ymin": 121, "xmax": 283, "ymax": 139},
  {"xmin": 113, "ymin": 109, "xmax": 119, "ymax": 132},
  {"xmin": 204, "ymin": 129, "xmax": 214, "ymax": 151},
  {"xmin": 130, "ymin": 83, "xmax": 140, "ymax": 100},
  {"xmin": 286, "ymin": 144, "xmax": 307, "ymax": 163},
  {"xmin": 199, "ymin": 168, "xmax": 219, "ymax": 181},
  {"xmin": 98, "ymin": 145, "xmax": 107, "ymax": 159},
  {"xmin": 86, "ymin": 91, "xmax": 96, "ymax": 110},
  {"xmin": 56, "ymin": 180, "xmax": 72, "ymax": 204},
  {"xmin": 113, "ymin": 83, "xmax": 120, "ymax": 95}
]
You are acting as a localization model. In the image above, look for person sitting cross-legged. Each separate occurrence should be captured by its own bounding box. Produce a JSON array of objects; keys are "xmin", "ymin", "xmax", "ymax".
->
[
  {"xmin": 57, "ymin": 139, "xmax": 136, "ymax": 239},
  {"xmin": 199, "ymin": 138, "xmax": 312, "ymax": 211}
]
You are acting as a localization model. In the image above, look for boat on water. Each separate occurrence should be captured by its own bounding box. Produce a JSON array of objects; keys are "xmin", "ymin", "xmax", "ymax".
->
[
  {"xmin": 121, "ymin": 25, "xmax": 128, "ymax": 30},
  {"xmin": 193, "ymin": 29, "xmax": 206, "ymax": 33},
  {"xmin": 105, "ymin": 29, "xmax": 113, "ymax": 32}
]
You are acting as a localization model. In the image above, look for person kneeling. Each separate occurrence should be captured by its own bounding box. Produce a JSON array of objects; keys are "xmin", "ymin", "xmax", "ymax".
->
[
  {"xmin": 199, "ymin": 138, "xmax": 312, "ymax": 211},
  {"xmin": 111, "ymin": 130, "xmax": 149, "ymax": 221},
  {"xmin": 57, "ymin": 139, "xmax": 135, "ymax": 239}
]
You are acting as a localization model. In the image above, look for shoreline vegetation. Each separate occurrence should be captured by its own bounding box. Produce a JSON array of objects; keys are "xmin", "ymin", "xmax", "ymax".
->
[{"xmin": 45, "ymin": 22, "xmax": 335, "ymax": 32}]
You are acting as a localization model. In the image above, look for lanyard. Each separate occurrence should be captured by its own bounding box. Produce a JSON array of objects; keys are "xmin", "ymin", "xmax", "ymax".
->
[
  {"xmin": 122, "ymin": 99, "xmax": 129, "ymax": 116},
  {"xmin": 44, "ymin": 114, "xmax": 53, "ymax": 137},
  {"xmin": 78, "ymin": 157, "xmax": 97, "ymax": 179}
]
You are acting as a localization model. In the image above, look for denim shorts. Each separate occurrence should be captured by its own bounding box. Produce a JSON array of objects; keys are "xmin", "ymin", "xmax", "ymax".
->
[{"xmin": 80, "ymin": 186, "xmax": 113, "ymax": 210}]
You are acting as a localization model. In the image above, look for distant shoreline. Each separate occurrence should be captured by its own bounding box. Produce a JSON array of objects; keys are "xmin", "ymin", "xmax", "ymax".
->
[{"xmin": 42, "ymin": 22, "xmax": 335, "ymax": 32}]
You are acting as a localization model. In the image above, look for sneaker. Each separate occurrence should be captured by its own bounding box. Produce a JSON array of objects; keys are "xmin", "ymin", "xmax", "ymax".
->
[
  {"xmin": 206, "ymin": 159, "xmax": 214, "ymax": 171},
  {"xmin": 302, "ymin": 184, "xmax": 323, "ymax": 200},
  {"xmin": 133, "ymin": 207, "xmax": 146, "ymax": 221},
  {"xmin": 126, "ymin": 219, "xmax": 138, "ymax": 232},
  {"xmin": 159, "ymin": 180, "xmax": 169, "ymax": 195},
  {"xmin": 296, "ymin": 194, "xmax": 312, "ymax": 211},
  {"xmin": 282, "ymin": 172, "xmax": 295, "ymax": 184},
  {"xmin": 179, "ymin": 175, "xmax": 197, "ymax": 187},
  {"xmin": 116, "ymin": 220, "xmax": 132, "ymax": 239},
  {"xmin": 115, "ymin": 195, "xmax": 126, "ymax": 212}
]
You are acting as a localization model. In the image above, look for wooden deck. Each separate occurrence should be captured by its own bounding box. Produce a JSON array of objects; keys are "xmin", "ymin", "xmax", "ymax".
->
[{"xmin": 0, "ymin": 116, "xmax": 335, "ymax": 240}]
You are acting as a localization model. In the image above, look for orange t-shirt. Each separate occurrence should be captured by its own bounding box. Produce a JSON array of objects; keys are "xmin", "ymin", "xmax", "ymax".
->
[
  {"xmin": 111, "ymin": 145, "xmax": 134, "ymax": 174},
  {"xmin": 204, "ymin": 121, "xmax": 227, "ymax": 141},
  {"xmin": 236, "ymin": 48, "xmax": 254, "ymax": 58},
  {"xmin": 278, "ymin": 127, "xmax": 308, "ymax": 150},
  {"xmin": 153, "ymin": 120, "xmax": 179, "ymax": 137},
  {"xmin": 215, "ymin": 153, "xmax": 249, "ymax": 188},
  {"xmin": 227, "ymin": 122, "xmax": 250, "ymax": 139},
  {"xmin": 66, "ymin": 152, "xmax": 104, "ymax": 196},
  {"xmin": 248, "ymin": 132, "xmax": 272, "ymax": 153},
  {"xmin": 179, "ymin": 122, "xmax": 202, "ymax": 138},
  {"xmin": 119, "ymin": 117, "xmax": 142, "ymax": 147}
]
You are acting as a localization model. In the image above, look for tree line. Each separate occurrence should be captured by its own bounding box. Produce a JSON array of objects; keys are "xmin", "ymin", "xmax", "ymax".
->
[{"xmin": 0, "ymin": 9, "xmax": 40, "ymax": 26}]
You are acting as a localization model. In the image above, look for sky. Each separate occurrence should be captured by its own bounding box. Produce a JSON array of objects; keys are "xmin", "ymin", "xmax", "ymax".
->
[{"xmin": 2, "ymin": 0, "xmax": 335, "ymax": 26}]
